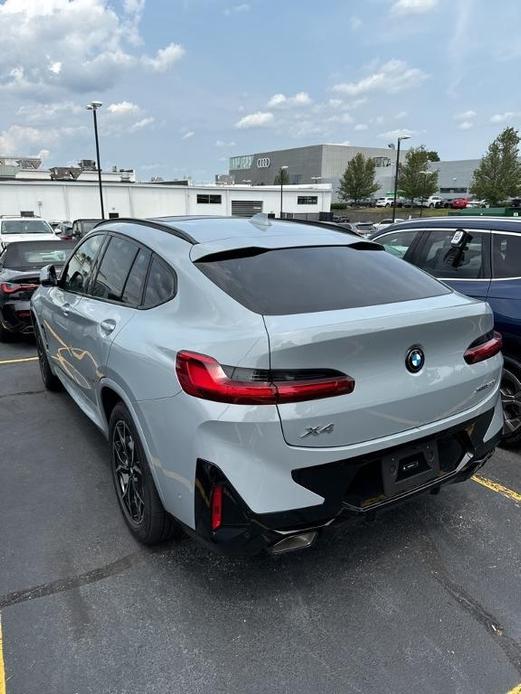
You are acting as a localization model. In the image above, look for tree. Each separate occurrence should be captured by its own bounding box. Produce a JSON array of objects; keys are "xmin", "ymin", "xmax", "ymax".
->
[
  {"xmin": 426, "ymin": 150, "xmax": 440, "ymax": 162},
  {"xmin": 337, "ymin": 153, "xmax": 380, "ymax": 205},
  {"xmin": 398, "ymin": 146, "xmax": 439, "ymax": 206},
  {"xmin": 274, "ymin": 168, "xmax": 290, "ymax": 185},
  {"xmin": 470, "ymin": 127, "xmax": 521, "ymax": 205}
]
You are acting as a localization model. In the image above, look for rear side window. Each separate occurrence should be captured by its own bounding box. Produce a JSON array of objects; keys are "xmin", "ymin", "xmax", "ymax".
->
[
  {"xmin": 90, "ymin": 236, "xmax": 140, "ymax": 302},
  {"xmin": 123, "ymin": 248, "xmax": 151, "ymax": 305},
  {"xmin": 143, "ymin": 256, "xmax": 176, "ymax": 307},
  {"xmin": 196, "ymin": 245, "xmax": 450, "ymax": 315},
  {"xmin": 493, "ymin": 233, "xmax": 521, "ymax": 278}
]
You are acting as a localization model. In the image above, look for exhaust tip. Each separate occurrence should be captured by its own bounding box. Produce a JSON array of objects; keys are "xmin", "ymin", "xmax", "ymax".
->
[{"xmin": 270, "ymin": 531, "xmax": 318, "ymax": 555}]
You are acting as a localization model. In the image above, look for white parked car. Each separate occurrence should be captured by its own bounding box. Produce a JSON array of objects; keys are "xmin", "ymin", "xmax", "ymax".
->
[
  {"xmin": 0, "ymin": 217, "xmax": 57, "ymax": 249},
  {"xmin": 466, "ymin": 199, "xmax": 489, "ymax": 208},
  {"xmin": 421, "ymin": 196, "xmax": 443, "ymax": 208},
  {"xmin": 375, "ymin": 197, "xmax": 402, "ymax": 208}
]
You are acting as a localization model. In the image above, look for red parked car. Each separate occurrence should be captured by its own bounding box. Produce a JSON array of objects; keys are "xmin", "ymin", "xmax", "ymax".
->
[{"xmin": 451, "ymin": 198, "xmax": 468, "ymax": 209}]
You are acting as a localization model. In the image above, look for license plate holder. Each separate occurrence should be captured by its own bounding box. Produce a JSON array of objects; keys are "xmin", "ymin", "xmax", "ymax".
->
[{"xmin": 381, "ymin": 440, "xmax": 440, "ymax": 497}]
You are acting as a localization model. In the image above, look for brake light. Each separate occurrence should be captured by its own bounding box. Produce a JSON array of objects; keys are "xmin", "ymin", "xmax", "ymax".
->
[
  {"xmin": 0, "ymin": 282, "xmax": 38, "ymax": 295},
  {"xmin": 211, "ymin": 484, "xmax": 223, "ymax": 531},
  {"xmin": 464, "ymin": 331, "xmax": 502, "ymax": 364},
  {"xmin": 175, "ymin": 351, "xmax": 355, "ymax": 405}
]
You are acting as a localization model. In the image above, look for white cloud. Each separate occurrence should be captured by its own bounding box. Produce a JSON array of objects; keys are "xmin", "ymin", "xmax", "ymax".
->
[
  {"xmin": 458, "ymin": 120, "xmax": 473, "ymax": 130},
  {"xmin": 490, "ymin": 111, "xmax": 519, "ymax": 123},
  {"xmin": 354, "ymin": 123, "xmax": 368, "ymax": 131},
  {"xmin": 350, "ymin": 16, "xmax": 362, "ymax": 30},
  {"xmin": 326, "ymin": 113, "xmax": 354, "ymax": 125},
  {"xmin": 378, "ymin": 128, "xmax": 417, "ymax": 140},
  {"xmin": 332, "ymin": 59, "xmax": 428, "ymax": 96},
  {"xmin": 215, "ymin": 140, "xmax": 236, "ymax": 147},
  {"xmin": 181, "ymin": 130, "xmax": 194, "ymax": 140},
  {"xmin": 129, "ymin": 117, "xmax": 155, "ymax": 132},
  {"xmin": 395, "ymin": 110, "xmax": 407, "ymax": 119},
  {"xmin": 235, "ymin": 111, "xmax": 274, "ymax": 128},
  {"xmin": 455, "ymin": 110, "xmax": 477, "ymax": 120},
  {"xmin": 224, "ymin": 3, "xmax": 250, "ymax": 15},
  {"xmin": 0, "ymin": 123, "xmax": 86, "ymax": 154},
  {"xmin": 108, "ymin": 101, "xmax": 140, "ymax": 115},
  {"xmin": 391, "ymin": 0, "xmax": 438, "ymax": 13},
  {"xmin": 0, "ymin": 0, "xmax": 184, "ymax": 95},
  {"xmin": 267, "ymin": 91, "xmax": 312, "ymax": 108},
  {"xmin": 142, "ymin": 43, "xmax": 184, "ymax": 72}
]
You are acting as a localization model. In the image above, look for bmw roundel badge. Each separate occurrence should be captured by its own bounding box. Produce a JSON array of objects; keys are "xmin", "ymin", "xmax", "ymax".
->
[{"xmin": 406, "ymin": 346, "xmax": 425, "ymax": 373}]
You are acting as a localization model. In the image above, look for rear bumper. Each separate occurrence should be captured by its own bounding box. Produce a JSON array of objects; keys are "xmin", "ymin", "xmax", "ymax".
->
[
  {"xmin": 0, "ymin": 302, "xmax": 33, "ymax": 335},
  {"xmin": 193, "ymin": 405, "xmax": 501, "ymax": 556}
]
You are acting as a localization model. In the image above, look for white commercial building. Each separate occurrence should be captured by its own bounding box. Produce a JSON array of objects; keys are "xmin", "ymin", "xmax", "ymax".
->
[{"xmin": 0, "ymin": 180, "xmax": 332, "ymax": 221}]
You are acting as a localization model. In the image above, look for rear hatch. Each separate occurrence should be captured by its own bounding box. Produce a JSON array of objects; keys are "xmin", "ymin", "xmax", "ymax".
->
[
  {"xmin": 196, "ymin": 241, "xmax": 498, "ymax": 448},
  {"xmin": 266, "ymin": 295, "xmax": 494, "ymax": 447}
]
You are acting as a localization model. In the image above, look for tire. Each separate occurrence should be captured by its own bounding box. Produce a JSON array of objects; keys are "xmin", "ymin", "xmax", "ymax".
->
[
  {"xmin": 109, "ymin": 402, "xmax": 180, "ymax": 545},
  {"xmin": 500, "ymin": 356, "xmax": 521, "ymax": 447},
  {"xmin": 34, "ymin": 320, "xmax": 62, "ymax": 391},
  {"xmin": 429, "ymin": 203, "xmax": 434, "ymax": 208}
]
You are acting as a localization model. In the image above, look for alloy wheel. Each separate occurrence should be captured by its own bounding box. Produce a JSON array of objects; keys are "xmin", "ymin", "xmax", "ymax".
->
[
  {"xmin": 500, "ymin": 367, "xmax": 521, "ymax": 437},
  {"xmin": 112, "ymin": 420, "xmax": 145, "ymax": 524}
]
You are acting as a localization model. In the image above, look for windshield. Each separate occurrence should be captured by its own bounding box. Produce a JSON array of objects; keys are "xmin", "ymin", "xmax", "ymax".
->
[
  {"xmin": 1, "ymin": 219, "xmax": 53, "ymax": 235},
  {"xmin": 1, "ymin": 241, "xmax": 75, "ymax": 269}
]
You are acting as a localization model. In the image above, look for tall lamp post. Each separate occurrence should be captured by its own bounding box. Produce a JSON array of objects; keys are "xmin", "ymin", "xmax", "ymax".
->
[
  {"xmin": 279, "ymin": 165, "xmax": 288, "ymax": 219},
  {"xmin": 86, "ymin": 101, "xmax": 105, "ymax": 219},
  {"xmin": 391, "ymin": 135, "xmax": 411, "ymax": 222}
]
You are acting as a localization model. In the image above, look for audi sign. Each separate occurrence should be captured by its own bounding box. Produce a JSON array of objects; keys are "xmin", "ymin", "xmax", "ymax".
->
[{"xmin": 256, "ymin": 157, "xmax": 271, "ymax": 169}]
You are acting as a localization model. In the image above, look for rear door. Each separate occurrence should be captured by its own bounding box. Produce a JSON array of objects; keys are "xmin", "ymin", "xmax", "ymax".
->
[
  {"xmin": 487, "ymin": 231, "xmax": 521, "ymax": 353},
  {"xmin": 413, "ymin": 228, "xmax": 491, "ymax": 300}
]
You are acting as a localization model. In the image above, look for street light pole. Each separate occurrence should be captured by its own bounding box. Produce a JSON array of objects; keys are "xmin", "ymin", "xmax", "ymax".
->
[
  {"xmin": 392, "ymin": 135, "xmax": 411, "ymax": 222},
  {"xmin": 280, "ymin": 165, "xmax": 288, "ymax": 219},
  {"xmin": 86, "ymin": 101, "xmax": 105, "ymax": 219}
]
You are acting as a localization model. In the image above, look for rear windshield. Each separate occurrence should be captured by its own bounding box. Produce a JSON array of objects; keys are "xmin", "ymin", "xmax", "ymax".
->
[
  {"xmin": 2, "ymin": 241, "xmax": 75, "ymax": 270},
  {"xmin": 1, "ymin": 219, "xmax": 53, "ymax": 234},
  {"xmin": 196, "ymin": 245, "xmax": 451, "ymax": 315}
]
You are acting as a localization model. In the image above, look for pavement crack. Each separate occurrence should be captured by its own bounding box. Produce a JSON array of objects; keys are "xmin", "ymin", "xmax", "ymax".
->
[
  {"xmin": 0, "ymin": 549, "xmax": 164, "ymax": 609},
  {"xmin": 0, "ymin": 388, "xmax": 45, "ymax": 400},
  {"xmin": 415, "ymin": 515, "xmax": 521, "ymax": 675}
]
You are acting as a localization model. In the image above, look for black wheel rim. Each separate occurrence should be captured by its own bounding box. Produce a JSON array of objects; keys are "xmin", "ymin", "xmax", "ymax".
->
[
  {"xmin": 112, "ymin": 420, "xmax": 145, "ymax": 524},
  {"xmin": 500, "ymin": 368, "xmax": 521, "ymax": 437}
]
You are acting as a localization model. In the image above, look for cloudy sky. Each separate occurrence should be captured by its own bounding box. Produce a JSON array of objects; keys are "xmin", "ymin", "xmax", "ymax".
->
[{"xmin": 0, "ymin": 0, "xmax": 519, "ymax": 181}]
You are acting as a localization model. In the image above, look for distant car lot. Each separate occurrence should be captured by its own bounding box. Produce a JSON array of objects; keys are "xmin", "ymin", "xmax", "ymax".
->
[{"xmin": 0, "ymin": 338, "xmax": 520, "ymax": 694}]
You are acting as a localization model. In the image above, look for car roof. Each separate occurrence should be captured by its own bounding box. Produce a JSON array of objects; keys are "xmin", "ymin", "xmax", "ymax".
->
[{"xmin": 373, "ymin": 216, "xmax": 521, "ymax": 234}]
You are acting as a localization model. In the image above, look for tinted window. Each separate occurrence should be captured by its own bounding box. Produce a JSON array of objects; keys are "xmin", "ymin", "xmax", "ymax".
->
[
  {"xmin": 62, "ymin": 234, "xmax": 105, "ymax": 294},
  {"xmin": 2, "ymin": 241, "xmax": 75, "ymax": 269},
  {"xmin": 1, "ymin": 219, "xmax": 53, "ymax": 234},
  {"xmin": 197, "ymin": 194, "xmax": 222, "ymax": 204},
  {"xmin": 196, "ymin": 245, "xmax": 450, "ymax": 316},
  {"xmin": 417, "ymin": 230, "xmax": 486, "ymax": 279},
  {"xmin": 90, "ymin": 236, "xmax": 139, "ymax": 302},
  {"xmin": 123, "ymin": 248, "xmax": 151, "ymax": 304},
  {"xmin": 492, "ymin": 234, "xmax": 521, "ymax": 278},
  {"xmin": 376, "ymin": 230, "xmax": 419, "ymax": 258},
  {"xmin": 143, "ymin": 256, "xmax": 176, "ymax": 307}
]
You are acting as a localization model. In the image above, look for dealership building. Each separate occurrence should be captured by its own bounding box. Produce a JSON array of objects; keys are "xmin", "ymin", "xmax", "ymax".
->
[{"xmin": 229, "ymin": 144, "xmax": 481, "ymax": 201}]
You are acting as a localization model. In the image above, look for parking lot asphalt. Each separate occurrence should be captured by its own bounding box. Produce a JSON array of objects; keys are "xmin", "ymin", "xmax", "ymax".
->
[{"xmin": 0, "ymin": 339, "xmax": 520, "ymax": 694}]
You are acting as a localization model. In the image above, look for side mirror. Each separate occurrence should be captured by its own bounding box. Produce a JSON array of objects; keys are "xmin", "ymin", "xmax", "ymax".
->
[{"xmin": 40, "ymin": 265, "xmax": 58, "ymax": 287}]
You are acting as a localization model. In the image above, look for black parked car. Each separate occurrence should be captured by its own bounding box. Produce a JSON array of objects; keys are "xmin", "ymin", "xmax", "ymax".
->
[
  {"xmin": 0, "ymin": 240, "xmax": 75, "ymax": 340},
  {"xmin": 59, "ymin": 218, "xmax": 102, "ymax": 240}
]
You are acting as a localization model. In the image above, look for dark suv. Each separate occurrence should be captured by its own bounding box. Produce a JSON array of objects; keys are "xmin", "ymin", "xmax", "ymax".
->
[{"xmin": 371, "ymin": 217, "xmax": 521, "ymax": 445}]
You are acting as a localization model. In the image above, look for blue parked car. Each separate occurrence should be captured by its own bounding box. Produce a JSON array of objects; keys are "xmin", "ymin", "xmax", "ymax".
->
[{"xmin": 372, "ymin": 216, "xmax": 521, "ymax": 446}]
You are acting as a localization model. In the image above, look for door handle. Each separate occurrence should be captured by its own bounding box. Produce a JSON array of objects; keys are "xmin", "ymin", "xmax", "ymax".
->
[
  {"xmin": 62, "ymin": 302, "xmax": 71, "ymax": 316},
  {"xmin": 100, "ymin": 319, "xmax": 117, "ymax": 335}
]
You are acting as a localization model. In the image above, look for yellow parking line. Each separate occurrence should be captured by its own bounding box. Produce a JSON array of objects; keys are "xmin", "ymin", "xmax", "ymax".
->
[
  {"xmin": 506, "ymin": 684, "xmax": 521, "ymax": 694},
  {"xmin": 0, "ymin": 356, "xmax": 38, "ymax": 366},
  {"xmin": 0, "ymin": 615, "xmax": 6, "ymax": 694},
  {"xmin": 472, "ymin": 475, "xmax": 521, "ymax": 504}
]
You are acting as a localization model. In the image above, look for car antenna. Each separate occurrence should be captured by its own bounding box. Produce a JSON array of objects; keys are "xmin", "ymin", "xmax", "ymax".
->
[{"xmin": 249, "ymin": 212, "xmax": 272, "ymax": 229}]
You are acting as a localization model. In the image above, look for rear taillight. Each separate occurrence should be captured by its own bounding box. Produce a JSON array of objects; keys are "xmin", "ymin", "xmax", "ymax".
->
[
  {"xmin": 464, "ymin": 331, "xmax": 502, "ymax": 364},
  {"xmin": 0, "ymin": 282, "xmax": 38, "ymax": 295},
  {"xmin": 211, "ymin": 484, "xmax": 223, "ymax": 531},
  {"xmin": 175, "ymin": 351, "xmax": 355, "ymax": 405}
]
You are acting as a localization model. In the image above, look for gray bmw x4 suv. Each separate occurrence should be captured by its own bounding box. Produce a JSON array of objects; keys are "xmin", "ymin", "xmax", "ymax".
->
[{"xmin": 31, "ymin": 216, "xmax": 503, "ymax": 555}]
